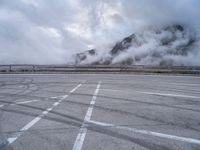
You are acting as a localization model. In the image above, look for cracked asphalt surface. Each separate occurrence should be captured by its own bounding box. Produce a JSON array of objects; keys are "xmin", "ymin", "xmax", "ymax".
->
[{"xmin": 0, "ymin": 74, "xmax": 200, "ymax": 150}]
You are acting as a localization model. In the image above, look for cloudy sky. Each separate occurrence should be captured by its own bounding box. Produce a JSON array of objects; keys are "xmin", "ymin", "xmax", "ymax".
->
[{"xmin": 0, "ymin": 0, "xmax": 200, "ymax": 64}]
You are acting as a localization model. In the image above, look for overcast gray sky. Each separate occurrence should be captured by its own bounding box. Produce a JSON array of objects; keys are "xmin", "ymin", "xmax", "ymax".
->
[{"xmin": 0, "ymin": 0, "xmax": 200, "ymax": 64}]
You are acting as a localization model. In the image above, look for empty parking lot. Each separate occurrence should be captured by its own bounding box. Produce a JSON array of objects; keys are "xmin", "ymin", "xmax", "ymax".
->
[{"xmin": 0, "ymin": 74, "xmax": 200, "ymax": 150}]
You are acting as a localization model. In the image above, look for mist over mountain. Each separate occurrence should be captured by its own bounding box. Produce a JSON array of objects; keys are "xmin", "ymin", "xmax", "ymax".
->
[
  {"xmin": 74, "ymin": 25, "xmax": 198, "ymax": 66},
  {"xmin": 0, "ymin": 0, "xmax": 200, "ymax": 65}
]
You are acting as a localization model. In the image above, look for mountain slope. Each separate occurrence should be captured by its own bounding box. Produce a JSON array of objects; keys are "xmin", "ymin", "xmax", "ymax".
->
[{"xmin": 73, "ymin": 25, "xmax": 197, "ymax": 66}]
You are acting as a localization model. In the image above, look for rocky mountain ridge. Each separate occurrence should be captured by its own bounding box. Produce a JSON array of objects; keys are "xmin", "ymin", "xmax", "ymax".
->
[{"xmin": 73, "ymin": 25, "xmax": 196, "ymax": 66}]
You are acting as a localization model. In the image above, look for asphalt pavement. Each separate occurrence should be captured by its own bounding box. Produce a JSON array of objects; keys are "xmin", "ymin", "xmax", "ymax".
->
[{"xmin": 0, "ymin": 74, "xmax": 200, "ymax": 150}]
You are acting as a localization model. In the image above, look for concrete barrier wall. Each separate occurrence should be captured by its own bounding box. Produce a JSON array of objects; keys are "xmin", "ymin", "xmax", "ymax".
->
[{"xmin": 0, "ymin": 65, "xmax": 200, "ymax": 75}]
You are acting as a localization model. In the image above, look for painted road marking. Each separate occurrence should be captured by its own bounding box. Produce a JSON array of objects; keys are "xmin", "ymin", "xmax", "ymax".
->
[
  {"xmin": 100, "ymin": 89, "xmax": 200, "ymax": 99},
  {"xmin": 72, "ymin": 81, "xmax": 101, "ymax": 150},
  {"xmin": 10, "ymin": 100, "xmax": 40, "ymax": 106},
  {"xmin": 169, "ymin": 83, "xmax": 200, "ymax": 87},
  {"xmin": 136, "ymin": 91, "xmax": 200, "ymax": 99},
  {"xmin": 49, "ymin": 84, "xmax": 82, "ymax": 100},
  {"xmin": 88, "ymin": 120, "xmax": 200, "ymax": 145},
  {"xmin": 70, "ymin": 84, "xmax": 82, "ymax": 93},
  {"xmin": 51, "ymin": 96, "xmax": 58, "ymax": 99},
  {"xmin": 53, "ymin": 102, "xmax": 60, "ymax": 106},
  {"xmin": 0, "ymin": 100, "xmax": 41, "ymax": 108},
  {"xmin": 7, "ymin": 83, "xmax": 82, "ymax": 145}
]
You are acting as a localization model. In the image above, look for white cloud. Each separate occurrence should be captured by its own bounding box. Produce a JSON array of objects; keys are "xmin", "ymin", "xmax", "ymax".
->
[{"xmin": 0, "ymin": 0, "xmax": 200, "ymax": 65}]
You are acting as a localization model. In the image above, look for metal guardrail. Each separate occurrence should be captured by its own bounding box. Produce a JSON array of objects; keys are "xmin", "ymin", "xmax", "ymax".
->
[{"xmin": 0, "ymin": 65, "xmax": 200, "ymax": 74}]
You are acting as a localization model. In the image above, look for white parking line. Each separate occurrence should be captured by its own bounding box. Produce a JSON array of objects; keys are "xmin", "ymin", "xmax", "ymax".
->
[
  {"xmin": 51, "ymin": 96, "xmax": 58, "ymax": 99},
  {"xmin": 88, "ymin": 120, "xmax": 200, "ymax": 145},
  {"xmin": 53, "ymin": 102, "xmax": 60, "ymax": 106},
  {"xmin": 10, "ymin": 100, "xmax": 40, "ymax": 106},
  {"xmin": 7, "ymin": 83, "xmax": 82, "ymax": 145},
  {"xmin": 168, "ymin": 82, "xmax": 200, "ymax": 87},
  {"xmin": 0, "ymin": 100, "xmax": 41, "ymax": 108},
  {"xmin": 70, "ymin": 84, "xmax": 82, "ymax": 93},
  {"xmin": 50, "ymin": 84, "xmax": 83, "ymax": 100},
  {"xmin": 100, "ymin": 89, "xmax": 200, "ymax": 99},
  {"xmin": 136, "ymin": 91, "xmax": 200, "ymax": 99},
  {"xmin": 72, "ymin": 81, "xmax": 101, "ymax": 150}
]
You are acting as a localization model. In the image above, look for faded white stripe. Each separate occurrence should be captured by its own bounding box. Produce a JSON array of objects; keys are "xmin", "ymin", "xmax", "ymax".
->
[
  {"xmin": 136, "ymin": 91, "xmax": 200, "ymax": 99},
  {"xmin": 89, "ymin": 120, "xmax": 200, "ymax": 145},
  {"xmin": 11, "ymin": 100, "xmax": 40, "ymax": 106}
]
